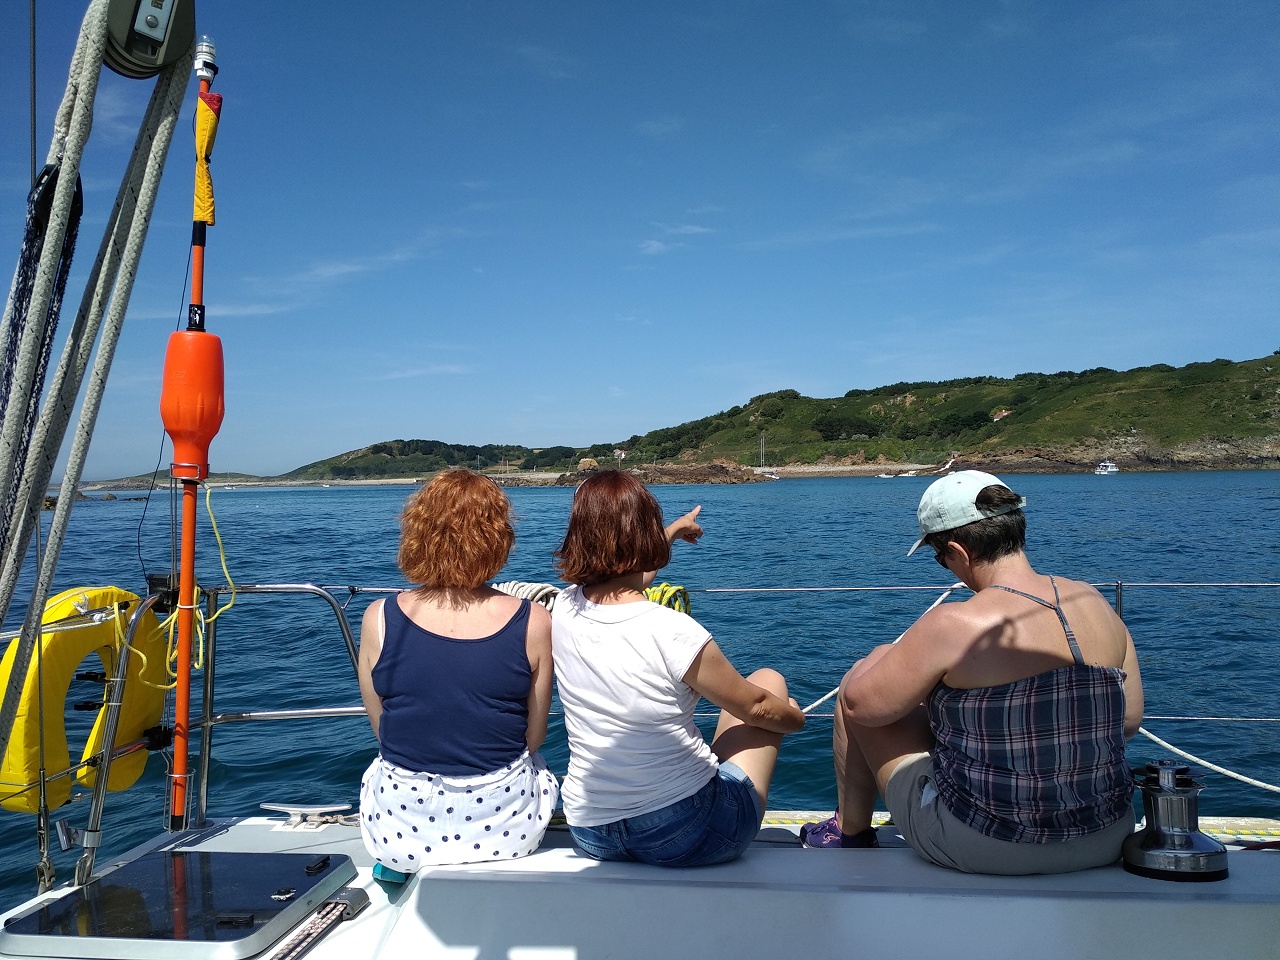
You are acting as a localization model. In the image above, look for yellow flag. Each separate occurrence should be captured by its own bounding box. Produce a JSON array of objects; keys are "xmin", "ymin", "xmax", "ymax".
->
[{"xmin": 193, "ymin": 92, "xmax": 222, "ymax": 225}]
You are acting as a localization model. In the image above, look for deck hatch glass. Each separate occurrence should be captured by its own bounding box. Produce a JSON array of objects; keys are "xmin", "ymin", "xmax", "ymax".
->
[{"xmin": 0, "ymin": 850, "xmax": 355, "ymax": 960}]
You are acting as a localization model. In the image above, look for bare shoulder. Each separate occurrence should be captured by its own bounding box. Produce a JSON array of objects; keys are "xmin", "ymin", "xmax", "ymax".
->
[
  {"xmin": 915, "ymin": 593, "xmax": 989, "ymax": 636},
  {"xmin": 899, "ymin": 598, "xmax": 981, "ymax": 660},
  {"xmin": 360, "ymin": 596, "xmax": 386, "ymax": 630},
  {"xmin": 1054, "ymin": 575, "xmax": 1108, "ymax": 602},
  {"xmin": 526, "ymin": 600, "xmax": 552, "ymax": 629},
  {"xmin": 524, "ymin": 601, "xmax": 552, "ymax": 661},
  {"xmin": 1055, "ymin": 576, "xmax": 1125, "ymax": 621}
]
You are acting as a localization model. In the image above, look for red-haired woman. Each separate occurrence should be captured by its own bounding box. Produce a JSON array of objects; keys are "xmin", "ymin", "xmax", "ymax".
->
[
  {"xmin": 552, "ymin": 470, "xmax": 805, "ymax": 866},
  {"xmin": 357, "ymin": 469, "xmax": 558, "ymax": 873}
]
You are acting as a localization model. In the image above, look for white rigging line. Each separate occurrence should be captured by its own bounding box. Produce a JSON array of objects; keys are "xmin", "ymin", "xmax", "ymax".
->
[
  {"xmin": 1138, "ymin": 726, "xmax": 1280, "ymax": 795},
  {"xmin": 0, "ymin": 0, "xmax": 194, "ymax": 774},
  {"xmin": 801, "ymin": 584, "xmax": 961, "ymax": 714}
]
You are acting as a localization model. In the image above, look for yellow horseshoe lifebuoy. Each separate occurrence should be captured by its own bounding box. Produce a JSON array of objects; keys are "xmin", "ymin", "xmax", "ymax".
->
[{"xmin": 0, "ymin": 586, "xmax": 167, "ymax": 814}]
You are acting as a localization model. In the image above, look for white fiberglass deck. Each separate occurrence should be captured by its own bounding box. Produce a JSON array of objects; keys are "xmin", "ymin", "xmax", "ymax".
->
[{"xmin": 5, "ymin": 813, "xmax": 1277, "ymax": 960}]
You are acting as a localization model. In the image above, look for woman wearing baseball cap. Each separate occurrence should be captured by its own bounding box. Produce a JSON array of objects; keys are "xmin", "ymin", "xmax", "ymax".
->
[{"xmin": 801, "ymin": 470, "xmax": 1144, "ymax": 874}]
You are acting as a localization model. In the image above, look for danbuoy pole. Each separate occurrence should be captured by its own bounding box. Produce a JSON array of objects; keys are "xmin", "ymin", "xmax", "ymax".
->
[{"xmin": 161, "ymin": 37, "xmax": 223, "ymax": 833}]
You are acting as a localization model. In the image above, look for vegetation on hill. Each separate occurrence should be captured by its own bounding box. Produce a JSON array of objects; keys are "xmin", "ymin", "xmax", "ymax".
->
[{"xmin": 278, "ymin": 354, "xmax": 1280, "ymax": 480}]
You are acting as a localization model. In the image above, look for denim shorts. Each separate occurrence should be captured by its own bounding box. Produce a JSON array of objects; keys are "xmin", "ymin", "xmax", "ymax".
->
[{"xmin": 568, "ymin": 762, "xmax": 764, "ymax": 867}]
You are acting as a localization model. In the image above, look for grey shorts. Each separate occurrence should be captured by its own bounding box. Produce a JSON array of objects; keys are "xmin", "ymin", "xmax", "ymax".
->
[{"xmin": 883, "ymin": 752, "xmax": 1135, "ymax": 875}]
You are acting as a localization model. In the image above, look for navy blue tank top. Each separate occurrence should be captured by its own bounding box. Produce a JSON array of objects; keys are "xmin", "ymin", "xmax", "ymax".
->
[{"xmin": 373, "ymin": 594, "xmax": 532, "ymax": 777}]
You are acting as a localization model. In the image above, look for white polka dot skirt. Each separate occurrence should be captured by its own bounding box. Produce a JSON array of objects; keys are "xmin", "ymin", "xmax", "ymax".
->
[{"xmin": 360, "ymin": 750, "xmax": 559, "ymax": 869}]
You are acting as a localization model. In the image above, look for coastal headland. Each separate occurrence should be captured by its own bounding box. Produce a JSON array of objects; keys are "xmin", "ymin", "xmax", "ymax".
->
[
  {"xmin": 75, "ymin": 434, "xmax": 1280, "ymax": 496},
  {"xmin": 75, "ymin": 353, "xmax": 1280, "ymax": 491}
]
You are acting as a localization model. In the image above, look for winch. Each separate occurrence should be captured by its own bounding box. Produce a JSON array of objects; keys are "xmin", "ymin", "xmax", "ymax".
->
[{"xmin": 1122, "ymin": 760, "xmax": 1229, "ymax": 882}]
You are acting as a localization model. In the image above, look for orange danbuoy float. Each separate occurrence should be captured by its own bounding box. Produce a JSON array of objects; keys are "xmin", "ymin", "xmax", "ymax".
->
[{"xmin": 159, "ymin": 328, "xmax": 224, "ymax": 481}]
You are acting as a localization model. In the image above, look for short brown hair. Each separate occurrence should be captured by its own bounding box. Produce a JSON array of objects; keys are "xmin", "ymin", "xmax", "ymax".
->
[
  {"xmin": 923, "ymin": 484, "xmax": 1026, "ymax": 563},
  {"xmin": 398, "ymin": 469, "xmax": 514, "ymax": 588},
  {"xmin": 555, "ymin": 471, "xmax": 669, "ymax": 586}
]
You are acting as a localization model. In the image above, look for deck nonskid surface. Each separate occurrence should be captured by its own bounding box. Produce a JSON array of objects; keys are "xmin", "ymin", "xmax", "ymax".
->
[
  {"xmin": 4, "ymin": 813, "xmax": 1278, "ymax": 960},
  {"xmin": 179, "ymin": 814, "xmax": 1280, "ymax": 960}
]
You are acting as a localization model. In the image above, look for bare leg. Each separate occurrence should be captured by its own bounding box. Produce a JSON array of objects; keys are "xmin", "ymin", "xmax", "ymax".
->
[
  {"xmin": 833, "ymin": 692, "xmax": 880, "ymax": 834},
  {"xmin": 711, "ymin": 668, "xmax": 790, "ymax": 811},
  {"xmin": 834, "ymin": 692, "xmax": 935, "ymax": 834}
]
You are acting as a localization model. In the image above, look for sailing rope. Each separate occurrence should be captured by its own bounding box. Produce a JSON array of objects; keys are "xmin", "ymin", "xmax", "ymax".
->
[
  {"xmin": 1138, "ymin": 726, "xmax": 1280, "ymax": 795},
  {"xmin": 0, "ymin": 0, "xmax": 194, "ymax": 783},
  {"xmin": 801, "ymin": 584, "xmax": 960, "ymax": 713}
]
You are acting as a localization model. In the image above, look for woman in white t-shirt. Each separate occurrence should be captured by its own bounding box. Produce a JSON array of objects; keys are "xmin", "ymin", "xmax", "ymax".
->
[{"xmin": 552, "ymin": 470, "xmax": 806, "ymax": 867}]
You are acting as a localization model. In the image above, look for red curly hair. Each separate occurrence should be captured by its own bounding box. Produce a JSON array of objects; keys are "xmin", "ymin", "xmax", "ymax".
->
[
  {"xmin": 398, "ymin": 469, "xmax": 514, "ymax": 589},
  {"xmin": 555, "ymin": 471, "xmax": 669, "ymax": 586}
]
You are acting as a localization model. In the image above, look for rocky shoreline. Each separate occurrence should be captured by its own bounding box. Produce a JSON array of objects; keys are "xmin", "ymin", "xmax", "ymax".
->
[{"xmin": 74, "ymin": 437, "xmax": 1280, "ymax": 493}]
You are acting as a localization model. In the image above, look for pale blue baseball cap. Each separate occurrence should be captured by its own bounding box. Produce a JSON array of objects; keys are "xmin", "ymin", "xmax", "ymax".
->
[{"xmin": 907, "ymin": 470, "xmax": 1027, "ymax": 556}]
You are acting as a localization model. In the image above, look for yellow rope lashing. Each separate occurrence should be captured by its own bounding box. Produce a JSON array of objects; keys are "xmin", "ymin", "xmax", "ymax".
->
[{"xmin": 645, "ymin": 583, "xmax": 690, "ymax": 613}]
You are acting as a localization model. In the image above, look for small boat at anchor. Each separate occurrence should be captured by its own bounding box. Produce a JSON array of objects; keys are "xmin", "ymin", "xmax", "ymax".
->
[{"xmin": 1095, "ymin": 460, "xmax": 1120, "ymax": 475}]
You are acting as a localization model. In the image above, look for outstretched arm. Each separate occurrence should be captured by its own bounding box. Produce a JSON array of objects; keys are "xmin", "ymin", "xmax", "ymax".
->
[
  {"xmin": 643, "ymin": 505, "xmax": 704, "ymax": 588},
  {"xmin": 666, "ymin": 505, "xmax": 703, "ymax": 545}
]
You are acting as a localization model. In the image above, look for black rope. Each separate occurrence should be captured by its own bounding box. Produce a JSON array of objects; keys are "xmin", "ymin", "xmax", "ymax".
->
[{"xmin": 0, "ymin": 165, "xmax": 83, "ymax": 563}]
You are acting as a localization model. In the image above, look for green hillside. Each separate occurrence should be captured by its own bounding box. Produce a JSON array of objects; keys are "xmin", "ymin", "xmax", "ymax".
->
[{"xmin": 281, "ymin": 354, "xmax": 1280, "ymax": 480}]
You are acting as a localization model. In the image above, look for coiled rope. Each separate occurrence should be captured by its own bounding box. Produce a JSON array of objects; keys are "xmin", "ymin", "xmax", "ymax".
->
[
  {"xmin": 0, "ymin": 0, "xmax": 194, "ymax": 774},
  {"xmin": 645, "ymin": 582, "xmax": 691, "ymax": 612},
  {"xmin": 492, "ymin": 581, "xmax": 694, "ymax": 615},
  {"xmin": 493, "ymin": 581, "xmax": 561, "ymax": 610}
]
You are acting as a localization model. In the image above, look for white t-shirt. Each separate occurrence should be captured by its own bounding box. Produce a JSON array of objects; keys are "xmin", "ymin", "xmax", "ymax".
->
[{"xmin": 552, "ymin": 584, "xmax": 718, "ymax": 826}]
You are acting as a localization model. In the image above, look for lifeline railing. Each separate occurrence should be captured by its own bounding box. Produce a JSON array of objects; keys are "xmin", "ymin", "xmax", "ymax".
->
[
  {"xmin": 182, "ymin": 579, "xmax": 1280, "ymax": 825},
  {"xmin": 12, "ymin": 578, "xmax": 1276, "ymax": 884}
]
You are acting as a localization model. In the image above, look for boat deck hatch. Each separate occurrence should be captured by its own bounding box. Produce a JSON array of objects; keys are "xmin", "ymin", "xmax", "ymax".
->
[{"xmin": 0, "ymin": 850, "xmax": 356, "ymax": 960}]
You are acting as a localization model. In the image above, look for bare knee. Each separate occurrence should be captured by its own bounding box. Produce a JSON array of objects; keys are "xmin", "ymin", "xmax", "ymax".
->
[{"xmin": 747, "ymin": 667, "xmax": 787, "ymax": 697}]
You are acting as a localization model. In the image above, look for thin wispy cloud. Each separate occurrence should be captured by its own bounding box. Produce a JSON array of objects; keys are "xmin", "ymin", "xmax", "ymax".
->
[
  {"xmin": 369, "ymin": 364, "xmax": 472, "ymax": 382},
  {"xmin": 653, "ymin": 222, "xmax": 713, "ymax": 236},
  {"xmin": 741, "ymin": 222, "xmax": 942, "ymax": 251},
  {"xmin": 639, "ymin": 239, "xmax": 675, "ymax": 255},
  {"xmin": 635, "ymin": 117, "xmax": 683, "ymax": 139},
  {"xmin": 512, "ymin": 44, "xmax": 578, "ymax": 80},
  {"xmin": 91, "ymin": 82, "xmax": 153, "ymax": 144}
]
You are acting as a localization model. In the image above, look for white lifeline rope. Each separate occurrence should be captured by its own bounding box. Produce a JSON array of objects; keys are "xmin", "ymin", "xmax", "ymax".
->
[
  {"xmin": 0, "ymin": 0, "xmax": 194, "ymax": 764},
  {"xmin": 1138, "ymin": 726, "xmax": 1280, "ymax": 795},
  {"xmin": 801, "ymin": 584, "xmax": 962, "ymax": 714}
]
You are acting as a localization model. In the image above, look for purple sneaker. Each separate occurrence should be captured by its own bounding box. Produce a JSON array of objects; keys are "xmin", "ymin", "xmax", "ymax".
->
[{"xmin": 799, "ymin": 815, "xmax": 879, "ymax": 849}]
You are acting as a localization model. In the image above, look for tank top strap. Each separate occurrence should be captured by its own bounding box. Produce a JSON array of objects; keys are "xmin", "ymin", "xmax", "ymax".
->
[{"xmin": 987, "ymin": 576, "xmax": 1084, "ymax": 665}]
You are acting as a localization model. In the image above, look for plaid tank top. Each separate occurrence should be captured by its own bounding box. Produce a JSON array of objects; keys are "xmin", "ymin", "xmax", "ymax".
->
[{"xmin": 928, "ymin": 578, "xmax": 1132, "ymax": 843}]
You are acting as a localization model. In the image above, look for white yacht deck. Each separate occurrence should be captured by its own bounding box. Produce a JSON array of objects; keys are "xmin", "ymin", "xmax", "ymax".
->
[{"xmin": 5, "ymin": 813, "xmax": 1276, "ymax": 960}]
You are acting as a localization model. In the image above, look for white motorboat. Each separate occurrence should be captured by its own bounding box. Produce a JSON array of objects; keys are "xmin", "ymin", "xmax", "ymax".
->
[{"xmin": 1096, "ymin": 460, "xmax": 1120, "ymax": 475}]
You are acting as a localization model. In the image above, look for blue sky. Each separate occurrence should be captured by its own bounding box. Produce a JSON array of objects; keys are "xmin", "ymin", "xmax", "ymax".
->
[{"xmin": 2, "ymin": 1, "xmax": 1277, "ymax": 480}]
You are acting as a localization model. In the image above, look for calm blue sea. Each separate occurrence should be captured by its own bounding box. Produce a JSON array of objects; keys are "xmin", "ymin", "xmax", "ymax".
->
[{"xmin": 2, "ymin": 471, "xmax": 1278, "ymax": 906}]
